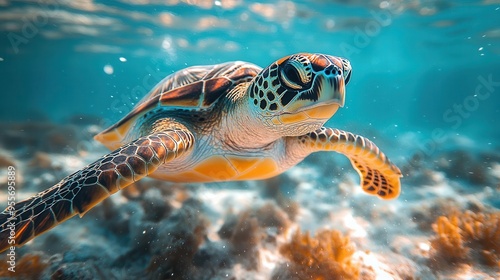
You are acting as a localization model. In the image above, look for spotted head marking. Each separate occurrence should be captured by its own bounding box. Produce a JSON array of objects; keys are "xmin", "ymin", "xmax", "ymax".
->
[{"xmin": 248, "ymin": 53, "xmax": 352, "ymax": 134}]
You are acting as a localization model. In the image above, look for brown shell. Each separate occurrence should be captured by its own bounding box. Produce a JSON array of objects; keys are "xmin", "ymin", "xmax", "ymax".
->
[{"xmin": 95, "ymin": 61, "xmax": 261, "ymax": 148}]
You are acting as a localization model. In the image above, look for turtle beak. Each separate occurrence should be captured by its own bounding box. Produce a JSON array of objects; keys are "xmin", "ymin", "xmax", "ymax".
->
[
  {"xmin": 315, "ymin": 54, "xmax": 348, "ymax": 107},
  {"xmin": 311, "ymin": 72, "xmax": 346, "ymax": 107},
  {"xmin": 282, "ymin": 73, "xmax": 345, "ymax": 113}
]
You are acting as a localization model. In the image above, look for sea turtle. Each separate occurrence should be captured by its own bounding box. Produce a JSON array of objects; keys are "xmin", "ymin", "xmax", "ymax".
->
[{"xmin": 0, "ymin": 53, "xmax": 402, "ymax": 252}]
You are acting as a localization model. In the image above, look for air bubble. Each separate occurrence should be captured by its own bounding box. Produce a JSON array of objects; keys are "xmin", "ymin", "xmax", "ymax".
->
[{"xmin": 103, "ymin": 64, "xmax": 114, "ymax": 74}]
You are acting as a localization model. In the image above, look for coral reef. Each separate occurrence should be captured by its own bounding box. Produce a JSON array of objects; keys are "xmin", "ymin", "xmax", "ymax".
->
[
  {"xmin": 0, "ymin": 152, "xmax": 15, "ymax": 168},
  {"xmin": 255, "ymin": 203, "xmax": 292, "ymax": 235},
  {"xmin": 0, "ymin": 121, "xmax": 97, "ymax": 154},
  {"xmin": 50, "ymin": 261, "xmax": 105, "ymax": 280},
  {"xmin": 145, "ymin": 198, "xmax": 208, "ymax": 279},
  {"xmin": 273, "ymin": 229, "xmax": 359, "ymax": 280},
  {"xmin": 225, "ymin": 209, "xmax": 262, "ymax": 270},
  {"xmin": 435, "ymin": 150, "xmax": 499, "ymax": 186},
  {"xmin": 218, "ymin": 202, "xmax": 291, "ymax": 270},
  {"xmin": 262, "ymin": 175, "xmax": 300, "ymax": 221},
  {"xmin": 1, "ymin": 119, "xmax": 499, "ymax": 279},
  {"xmin": 401, "ymin": 153, "xmax": 441, "ymax": 187},
  {"xmin": 411, "ymin": 198, "xmax": 462, "ymax": 231},
  {"xmin": 29, "ymin": 152, "xmax": 58, "ymax": 170},
  {"xmin": 141, "ymin": 188, "xmax": 173, "ymax": 222},
  {"xmin": 429, "ymin": 215, "xmax": 469, "ymax": 264},
  {"xmin": 429, "ymin": 210, "xmax": 500, "ymax": 269}
]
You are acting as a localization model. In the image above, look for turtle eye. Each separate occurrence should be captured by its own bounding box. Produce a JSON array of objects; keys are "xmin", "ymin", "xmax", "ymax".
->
[{"xmin": 280, "ymin": 63, "xmax": 302, "ymax": 90}]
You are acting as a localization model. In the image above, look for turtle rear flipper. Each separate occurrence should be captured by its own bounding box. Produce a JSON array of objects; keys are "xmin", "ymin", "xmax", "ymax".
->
[
  {"xmin": 291, "ymin": 127, "xmax": 402, "ymax": 199},
  {"xmin": 0, "ymin": 129, "xmax": 194, "ymax": 252}
]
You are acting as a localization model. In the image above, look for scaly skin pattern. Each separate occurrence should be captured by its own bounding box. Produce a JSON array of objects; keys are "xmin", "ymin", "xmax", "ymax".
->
[
  {"xmin": 0, "ymin": 53, "xmax": 402, "ymax": 253},
  {"xmin": 289, "ymin": 127, "xmax": 402, "ymax": 199},
  {"xmin": 0, "ymin": 130, "xmax": 194, "ymax": 252}
]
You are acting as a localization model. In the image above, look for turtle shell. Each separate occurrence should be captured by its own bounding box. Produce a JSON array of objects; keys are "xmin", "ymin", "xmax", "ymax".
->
[{"xmin": 95, "ymin": 61, "xmax": 262, "ymax": 149}]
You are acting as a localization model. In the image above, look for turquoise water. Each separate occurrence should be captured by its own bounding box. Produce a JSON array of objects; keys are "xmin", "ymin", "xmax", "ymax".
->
[
  {"xmin": 0, "ymin": 1, "xmax": 499, "ymax": 279},
  {"xmin": 1, "ymin": 0, "xmax": 498, "ymax": 142}
]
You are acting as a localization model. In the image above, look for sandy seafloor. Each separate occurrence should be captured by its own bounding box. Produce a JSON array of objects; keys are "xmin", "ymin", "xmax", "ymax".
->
[{"xmin": 0, "ymin": 118, "xmax": 498, "ymax": 280}]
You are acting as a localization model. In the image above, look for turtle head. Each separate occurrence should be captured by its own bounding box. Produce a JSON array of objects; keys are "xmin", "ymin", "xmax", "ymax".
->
[{"xmin": 248, "ymin": 53, "xmax": 351, "ymax": 135}]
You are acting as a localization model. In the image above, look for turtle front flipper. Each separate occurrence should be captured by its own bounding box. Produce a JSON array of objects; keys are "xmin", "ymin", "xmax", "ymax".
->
[
  {"xmin": 0, "ymin": 129, "xmax": 194, "ymax": 252},
  {"xmin": 293, "ymin": 127, "xmax": 402, "ymax": 199}
]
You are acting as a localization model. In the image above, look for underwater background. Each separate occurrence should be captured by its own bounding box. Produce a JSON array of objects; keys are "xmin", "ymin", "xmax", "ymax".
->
[{"xmin": 0, "ymin": 0, "xmax": 499, "ymax": 279}]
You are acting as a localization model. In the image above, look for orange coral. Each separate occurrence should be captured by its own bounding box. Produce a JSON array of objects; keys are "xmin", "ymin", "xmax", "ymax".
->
[
  {"xmin": 430, "ymin": 210, "xmax": 500, "ymax": 268},
  {"xmin": 430, "ymin": 216, "xmax": 469, "ymax": 263},
  {"xmin": 276, "ymin": 229, "xmax": 359, "ymax": 280}
]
